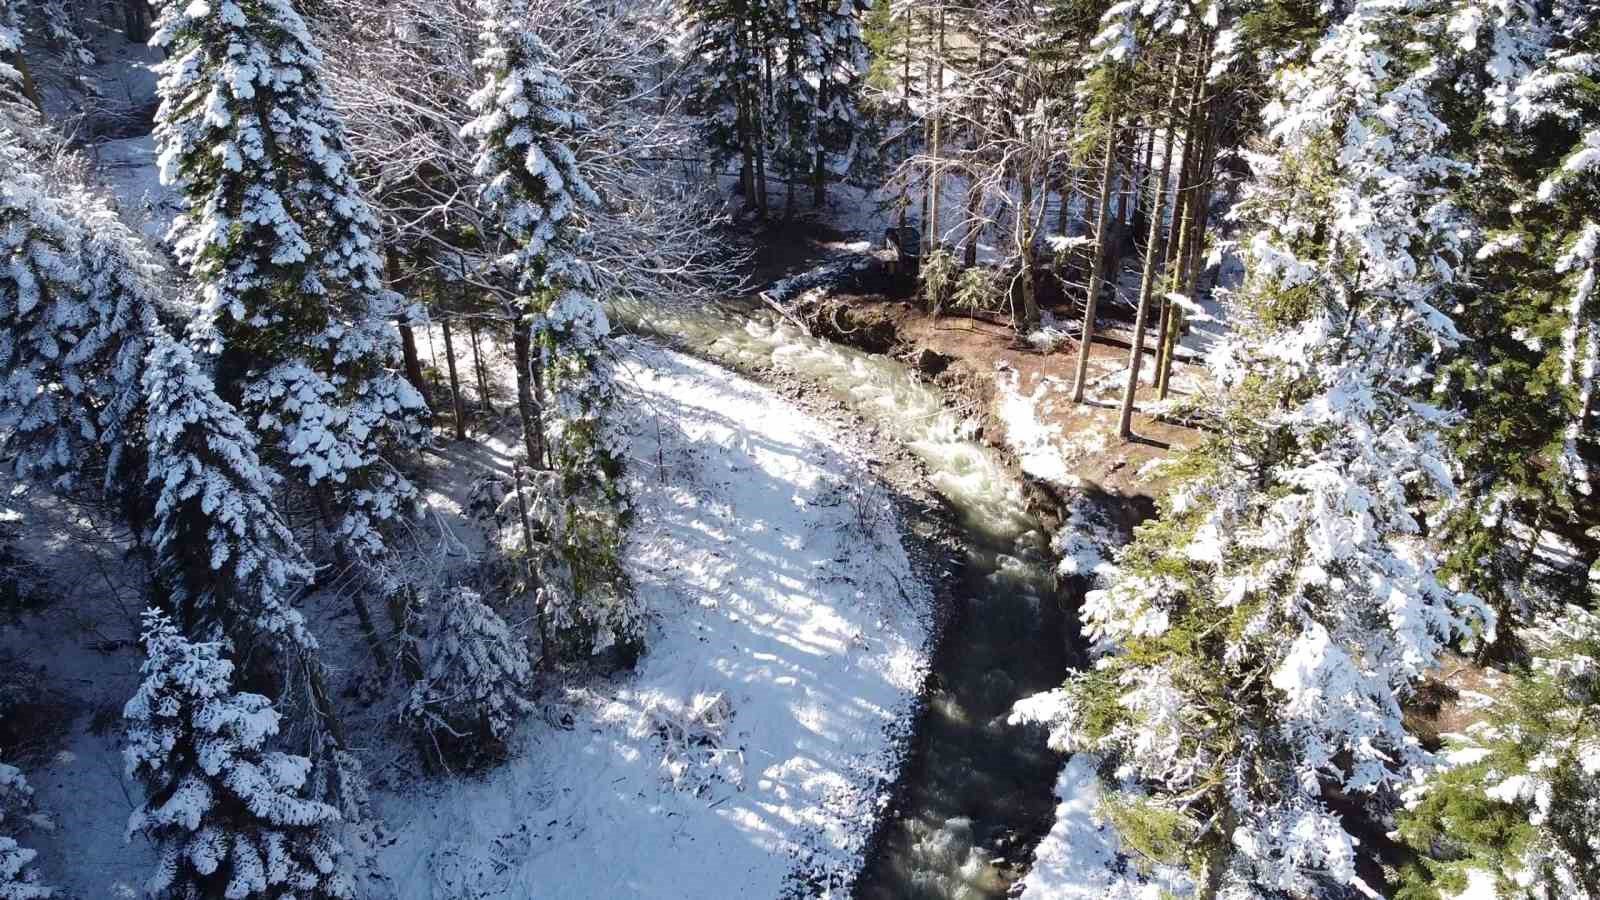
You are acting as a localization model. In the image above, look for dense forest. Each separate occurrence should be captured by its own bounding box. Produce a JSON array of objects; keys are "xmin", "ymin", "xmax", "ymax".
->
[{"xmin": 0, "ymin": 0, "xmax": 1596, "ymax": 898}]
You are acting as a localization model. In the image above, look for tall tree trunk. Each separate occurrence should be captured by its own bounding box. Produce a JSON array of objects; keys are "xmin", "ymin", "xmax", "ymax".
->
[
  {"xmin": 1118, "ymin": 46, "xmax": 1188, "ymax": 440},
  {"xmin": 1071, "ymin": 98, "xmax": 1121, "ymax": 404},
  {"xmin": 1152, "ymin": 45, "xmax": 1207, "ymax": 387},
  {"xmin": 320, "ymin": 503, "xmax": 390, "ymax": 673},
  {"xmin": 387, "ymin": 249, "xmax": 432, "ymax": 410},
  {"xmin": 754, "ymin": 23, "xmax": 772, "ymax": 218},
  {"xmin": 924, "ymin": 3, "xmax": 946, "ymax": 253},
  {"xmin": 512, "ymin": 323, "xmax": 547, "ymax": 471},
  {"xmin": 962, "ymin": 171, "xmax": 983, "ymax": 267},
  {"xmin": 440, "ymin": 318, "xmax": 468, "ymax": 441},
  {"xmin": 123, "ymin": 0, "xmax": 153, "ymax": 43},
  {"xmin": 1133, "ymin": 126, "xmax": 1156, "ymax": 226},
  {"xmin": 384, "ymin": 586, "xmax": 425, "ymax": 685},
  {"xmin": 1197, "ymin": 806, "xmax": 1237, "ymax": 900},
  {"xmin": 1017, "ymin": 169, "xmax": 1040, "ymax": 333},
  {"xmin": 1112, "ymin": 127, "xmax": 1132, "ymax": 228},
  {"xmin": 1157, "ymin": 90, "xmax": 1220, "ymax": 399},
  {"xmin": 469, "ymin": 320, "xmax": 496, "ymax": 416},
  {"xmin": 511, "ymin": 465, "xmax": 552, "ymax": 671}
]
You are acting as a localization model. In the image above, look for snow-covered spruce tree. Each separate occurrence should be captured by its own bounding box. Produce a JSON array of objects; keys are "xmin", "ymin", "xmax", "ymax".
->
[
  {"xmin": 805, "ymin": 0, "xmax": 871, "ymax": 207},
  {"xmin": 463, "ymin": 0, "xmax": 638, "ymax": 664},
  {"xmin": 681, "ymin": 0, "xmax": 775, "ymax": 214},
  {"xmin": 150, "ymin": 0, "xmax": 428, "ymax": 559},
  {"xmin": 0, "ymin": 1, "xmax": 38, "ymax": 125},
  {"xmin": 0, "ymin": 757, "xmax": 50, "ymax": 900},
  {"xmin": 0, "ymin": 150, "xmax": 157, "ymax": 500},
  {"xmin": 142, "ymin": 335, "xmax": 317, "ymax": 657},
  {"xmin": 124, "ymin": 609, "xmax": 352, "ymax": 900},
  {"xmin": 1435, "ymin": 0, "xmax": 1600, "ymax": 655},
  {"xmin": 1397, "ymin": 604, "xmax": 1600, "ymax": 900},
  {"xmin": 1015, "ymin": 2, "xmax": 1493, "ymax": 895},
  {"xmin": 403, "ymin": 587, "xmax": 533, "ymax": 769}
]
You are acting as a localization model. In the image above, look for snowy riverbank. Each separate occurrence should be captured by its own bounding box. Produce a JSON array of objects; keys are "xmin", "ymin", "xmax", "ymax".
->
[{"xmin": 368, "ymin": 342, "xmax": 935, "ymax": 898}]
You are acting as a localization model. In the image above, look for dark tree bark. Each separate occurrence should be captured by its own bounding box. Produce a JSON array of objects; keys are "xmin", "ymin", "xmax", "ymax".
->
[
  {"xmin": 1071, "ymin": 98, "xmax": 1121, "ymax": 404},
  {"xmin": 440, "ymin": 318, "xmax": 468, "ymax": 442}
]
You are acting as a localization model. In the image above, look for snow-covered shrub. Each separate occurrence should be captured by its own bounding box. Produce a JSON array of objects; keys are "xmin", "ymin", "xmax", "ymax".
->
[
  {"xmin": 919, "ymin": 248, "xmax": 957, "ymax": 315},
  {"xmin": 1397, "ymin": 605, "xmax": 1600, "ymax": 900},
  {"xmin": 643, "ymin": 691, "xmax": 741, "ymax": 797},
  {"xmin": 0, "ymin": 755, "xmax": 50, "ymax": 900},
  {"xmin": 404, "ymin": 587, "xmax": 533, "ymax": 770},
  {"xmin": 124, "ymin": 610, "xmax": 352, "ymax": 900},
  {"xmin": 0, "ymin": 140, "xmax": 155, "ymax": 499},
  {"xmin": 469, "ymin": 470, "xmax": 641, "ymax": 666}
]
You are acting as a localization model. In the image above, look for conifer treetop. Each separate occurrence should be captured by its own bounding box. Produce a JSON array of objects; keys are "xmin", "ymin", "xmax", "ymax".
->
[{"xmin": 462, "ymin": 0, "xmax": 598, "ymax": 293}]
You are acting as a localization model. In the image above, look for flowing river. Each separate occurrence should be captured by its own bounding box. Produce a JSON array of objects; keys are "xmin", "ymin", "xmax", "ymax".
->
[{"xmin": 615, "ymin": 293, "xmax": 1076, "ymax": 900}]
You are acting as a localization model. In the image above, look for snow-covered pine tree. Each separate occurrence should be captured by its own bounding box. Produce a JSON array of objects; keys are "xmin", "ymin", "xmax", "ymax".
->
[
  {"xmin": 0, "ymin": 1, "xmax": 36, "ymax": 124},
  {"xmin": 124, "ymin": 609, "xmax": 352, "ymax": 900},
  {"xmin": 142, "ymin": 335, "xmax": 317, "ymax": 657},
  {"xmin": 463, "ymin": 0, "xmax": 638, "ymax": 664},
  {"xmin": 150, "ymin": 0, "xmax": 428, "ymax": 559},
  {"xmin": 0, "ymin": 758, "xmax": 50, "ymax": 900},
  {"xmin": 0, "ymin": 151, "xmax": 156, "ymax": 499},
  {"xmin": 681, "ymin": 0, "xmax": 773, "ymax": 214},
  {"xmin": 806, "ymin": 0, "xmax": 871, "ymax": 207},
  {"xmin": 1436, "ymin": 0, "xmax": 1600, "ymax": 655},
  {"xmin": 404, "ymin": 587, "xmax": 532, "ymax": 768},
  {"xmin": 1015, "ymin": 1, "xmax": 1495, "ymax": 895},
  {"xmin": 1397, "ymin": 604, "xmax": 1600, "ymax": 900}
]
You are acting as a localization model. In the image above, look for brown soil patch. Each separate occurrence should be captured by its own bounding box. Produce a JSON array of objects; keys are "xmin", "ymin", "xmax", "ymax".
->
[{"xmin": 796, "ymin": 293, "xmax": 1209, "ymax": 508}]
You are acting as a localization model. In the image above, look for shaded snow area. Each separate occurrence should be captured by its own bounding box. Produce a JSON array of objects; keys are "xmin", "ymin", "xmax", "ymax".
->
[
  {"xmin": 1016, "ymin": 755, "xmax": 1187, "ymax": 900},
  {"xmin": 371, "ymin": 342, "xmax": 933, "ymax": 899}
]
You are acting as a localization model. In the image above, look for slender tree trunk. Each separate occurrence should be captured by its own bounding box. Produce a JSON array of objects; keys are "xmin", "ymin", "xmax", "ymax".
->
[
  {"xmin": 385, "ymin": 586, "xmax": 425, "ymax": 684},
  {"xmin": 386, "ymin": 247, "xmax": 432, "ymax": 409},
  {"xmin": 398, "ymin": 323, "xmax": 431, "ymax": 409},
  {"xmin": 512, "ymin": 324, "xmax": 547, "ymax": 471},
  {"xmin": 754, "ymin": 23, "xmax": 772, "ymax": 218},
  {"xmin": 1152, "ymin": 48, "xmax": 1207, "ymax": 387},
  {"xmin": 1197, "ymin": 807, "xmax": 1237, "ymax": 900},
  {"xmin": 440, "ymin": 318, "xmax": 468, "ymax": 441},
  {"xmin": 925, "ymin": 3, "xmax": 946, "ymax": 252},
  {"xmin": 738, "ymin": 88, "xmax": 757, "ymax": 202},
  {"xmin": 1017, "ymin": 169, "xmax": 1040, "ymax": 333},
  {"xmin": 123, "ymin": 0, "xmax": 153, "ymax": 43},
  {"xmin": 962, "ymin": 171, "xmax": 983, "ymax": 267},
  {"xmin": 1158, "ymin": 93, "xmax": 1220, "ymax": 398},
  {"xmin": 1118, "ymin": 47, "xmax": 1188, "ymax": 439},
  {"xmin": 469, "ymin": 320, "xmax": 496, "ymax": 416},
  {"xmin": 511, "ymin": 465, "xmax": 553, "ymax": 671},
  {"xmin": 1071, "ymin": 99, "xmax": 1121, "ymax": 404},
  {"xmin": 322, "ymin": 506, "xmax": 390, "ymax": 672},
  {"xmin": 1112, "ymin": 127, "xmax": 1131, "ymax": 228},
  {"xmin": 1134, "ymin": 126, "xmax": 1155, "ymax": 226}
]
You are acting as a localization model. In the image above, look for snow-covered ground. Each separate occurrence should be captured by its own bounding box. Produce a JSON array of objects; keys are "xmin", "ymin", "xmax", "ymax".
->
[
  {"xmin": 3, "ymin": 340, "xmax": 933, "ymax": 899},
  {"xmin": 368, "ymin": 342, "xmax": 933, "ymax": 899},
  {"xmin": 1016, "ymin": 755, "xmax": 1187, "ymax": 900}
]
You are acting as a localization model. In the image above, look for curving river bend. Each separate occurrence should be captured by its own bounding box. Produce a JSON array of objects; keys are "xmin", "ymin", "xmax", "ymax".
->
[{"xmin": 615, "ymin": 292, "xmax": 1077, "ymax": 900}]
